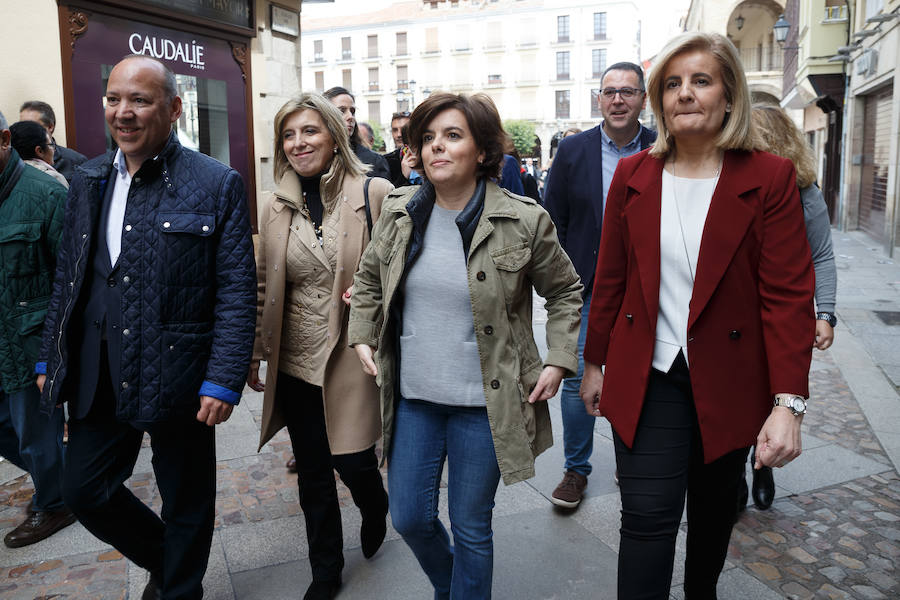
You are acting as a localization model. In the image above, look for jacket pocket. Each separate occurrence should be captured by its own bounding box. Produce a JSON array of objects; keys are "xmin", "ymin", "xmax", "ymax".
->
[
  {"xmin": 158, "ymin": 212, "xmax": 216, "ymax": 319},
  {"xmin": 490, "ymin": 243, "xmax": 531, "ymax": 304},
  {"xmin": 160, "ymin": 324, "xmax": 214, "ymax": 408},
  {"xmin": 0, "ymin": 223, "xmax": 42, "ymax": 278},
  {"xmin": 16, "ymin": 298, "xmax": 50, "ymax": 364}
]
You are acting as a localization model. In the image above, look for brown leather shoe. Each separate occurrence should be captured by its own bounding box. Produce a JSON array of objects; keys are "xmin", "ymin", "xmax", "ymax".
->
[
  {"xmin": 551, "ymin": 471, "xmax": 588, "ymax": 508},
  {"xmin": 3, "ymin": 507, "xmax": 77, "ymax": 548},
  {"xmin": 286, "ymin": 456, "xmax": 297, "ymax": 473}
]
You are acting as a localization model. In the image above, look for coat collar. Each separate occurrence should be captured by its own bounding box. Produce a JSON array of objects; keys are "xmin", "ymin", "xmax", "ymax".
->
[{"xmin": 624, "ymin": 149, "xmax": 760, "ymax": 327}]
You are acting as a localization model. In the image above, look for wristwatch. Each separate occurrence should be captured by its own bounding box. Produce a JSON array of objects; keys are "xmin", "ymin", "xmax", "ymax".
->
[
  {"xmin": 816, "ymin": 312, "xmax": 837, "ymax": 327},
  {"xmin": 774, "ymin": 394, "xmax": 807, "ymax": 416}
]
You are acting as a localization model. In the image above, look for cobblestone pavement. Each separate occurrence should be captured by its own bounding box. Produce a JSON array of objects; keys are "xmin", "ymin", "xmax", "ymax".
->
[{"xmin": 3, "ymin": 349, "xmax": 898, "ymax": 599}]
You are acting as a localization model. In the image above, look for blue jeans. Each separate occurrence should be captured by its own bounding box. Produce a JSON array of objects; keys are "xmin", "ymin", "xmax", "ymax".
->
[
  {"xmin": 0, "ymin": 385, "xmax": 65, "ymax": 511},
  {"xmin": 560, "ymin": 294, "xmax": 595, "ymax": 476},
  {"xmin": 388, "ymin": 398, "xmax": 501, "ymax": 600}
]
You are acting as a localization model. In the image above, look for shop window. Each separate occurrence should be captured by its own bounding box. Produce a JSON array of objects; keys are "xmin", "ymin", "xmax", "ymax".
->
[{"xmin": 101, "ymin": 65, "xmax": 230, "ymax": 166}]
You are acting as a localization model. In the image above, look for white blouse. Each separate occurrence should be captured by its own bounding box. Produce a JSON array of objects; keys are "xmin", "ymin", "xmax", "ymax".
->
[{"xmin": 653, "ymin": 169, "xmax": 719, "ymax": 372}]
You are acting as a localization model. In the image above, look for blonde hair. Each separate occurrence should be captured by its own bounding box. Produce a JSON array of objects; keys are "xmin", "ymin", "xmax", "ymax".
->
[
  {"xmin": 751, "ymin": 104, "xmax": 817, "ymax": 188},
  {"xmin": 647, "ymin": 32, "xmax": 756, "ymax": 158},
  {"xmin": 272, "ymin": 92, "xmax": 368, "ymax": 201}
]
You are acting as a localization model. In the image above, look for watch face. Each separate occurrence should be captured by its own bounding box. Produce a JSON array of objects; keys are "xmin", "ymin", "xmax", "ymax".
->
[{"xmin": 791, "ymin": 397, "xmax": 805, "ymax": 413}]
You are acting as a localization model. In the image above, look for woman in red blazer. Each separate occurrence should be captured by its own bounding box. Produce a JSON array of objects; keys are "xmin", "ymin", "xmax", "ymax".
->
[{"xmin": 579, "ymin": 32, "xmax": 815, "ymax": 598}]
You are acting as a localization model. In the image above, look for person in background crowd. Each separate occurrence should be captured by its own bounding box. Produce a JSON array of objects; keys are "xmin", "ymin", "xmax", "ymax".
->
[
  {"xmin": 359, "ymin": 122, "xmax": 376, "ymax": 149},
  {"xmin": 384, "ymin": 110, "xmax": 412, "ymax": 187},
  {"xmin": 323, "ymin": 87, "xmax": 391, "ymax": 181},
  {"xmin": 498, "ymin": 151, "xmax": 525, "ymax": 195},
  {"xmin": 247, "ymin": 92, "xmax": 392, "ymax": 600},
  {"xmin": 0, "ymin": 110, "xmax": 73, "ymax": 549},
  {"xmin": 543, "ymin": 62, "xmax": 656, "ymax": 508},
  {"xmin": 563, "ymin": 128, "xmax": 582, "ymax": 138},
  {"xmin": 580, "ymin": 32, "xmax": 814, "ymax": 598},
  {"xmin": 349, "ymin": 92, "xmax": 582, "ymax": 599},
  {"xmin": 19, "ymin": 100, "xmax": 87, "ymax": 183},
  {"xmin": 36, "ymin": 55, "xmax": 257, "ymax": 599},
  {"xmin": 737, "ymin": 103, "xmax": 838, "ymax": 512},
  {"xmin": 9, "ymin": 120, "xmax": 69, "ymax": 188}
]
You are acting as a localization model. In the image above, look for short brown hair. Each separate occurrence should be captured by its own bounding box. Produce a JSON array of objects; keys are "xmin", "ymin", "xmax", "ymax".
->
[
  {"xmin": 406, "ymin": 92, "xmax": 510, "ymax": 180},
  {"xmin": 647, "ymin": 32, "xmax": 755, "ymax": 157}
]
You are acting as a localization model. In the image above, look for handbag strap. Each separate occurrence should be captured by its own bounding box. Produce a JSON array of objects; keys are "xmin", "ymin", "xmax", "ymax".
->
[{"xmin": 363, "ymin": 177, "xmax": 373, "ymax": 237}]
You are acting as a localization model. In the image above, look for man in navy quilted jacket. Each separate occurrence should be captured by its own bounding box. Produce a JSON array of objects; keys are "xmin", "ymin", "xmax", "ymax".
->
[{"xmin": 37, "ymin": 55, "xmax": 256, "ymax": 599}]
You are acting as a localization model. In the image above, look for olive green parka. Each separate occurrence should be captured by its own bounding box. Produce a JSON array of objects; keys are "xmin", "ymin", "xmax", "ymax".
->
[{"xmin": 348, "ymin": 181, "xmax": 582, "ymax": 485}]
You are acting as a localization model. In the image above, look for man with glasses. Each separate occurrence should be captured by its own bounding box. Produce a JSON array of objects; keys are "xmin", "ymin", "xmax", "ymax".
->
[
  {"xmin": 383, "ymin": 110, "xmax": 412, "ymax": 187},
  {"xmin": 544, "ymin": 62, "xmax": 656, "ymax": 509}
]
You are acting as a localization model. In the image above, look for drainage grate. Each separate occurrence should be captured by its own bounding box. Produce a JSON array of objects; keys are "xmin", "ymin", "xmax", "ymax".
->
[{"xmin": 873, "ymin": 311, "xmax": 900, "ymax": 326}]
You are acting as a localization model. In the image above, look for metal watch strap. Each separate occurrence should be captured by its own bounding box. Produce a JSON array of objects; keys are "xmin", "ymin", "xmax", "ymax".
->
[
  {"xmin": 816, "ymin": 312, "xmax": 837, "ymax": 327},
  {"xmin": 774, "ymin": 395, "xmax": 806, "ymax": 416}
]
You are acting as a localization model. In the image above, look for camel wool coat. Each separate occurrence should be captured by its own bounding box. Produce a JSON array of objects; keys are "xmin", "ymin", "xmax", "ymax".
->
[{"xmin": 254, "ymin": 170, "xmax": 393, "ymax": 454}]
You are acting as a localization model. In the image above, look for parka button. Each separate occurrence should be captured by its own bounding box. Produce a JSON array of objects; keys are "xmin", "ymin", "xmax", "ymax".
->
[
  {"xmin": 625, "ymin": 314, "xmax": 633, "ymax": 322},
  {"xmin": 125, "ymin": 225, "xmax": 132, "ymax": 232},
  {"xmin": 476, "ymin": 271, "xmax": 486, "ymax": 281},
  {"xmin": 122, "ymin": 328, "xmax": 130, "ymax": 336},
  {"xmin": 163, "ymin": 221, "xmax": 170, "ymax": 228},
  {"xmin": 121, "ymin": 381, "xmax": 129, "ymax": 389},
  {"xmin": 490, "ymin": 379, "xmax": 500, "ymax": 389},
  {"xmin": 729, "ymin": 329, "xmax": 741, "ymax": 340},
  {"xmin": 484, "ymin": 325, "xmax": 493, "ymax": 335}
]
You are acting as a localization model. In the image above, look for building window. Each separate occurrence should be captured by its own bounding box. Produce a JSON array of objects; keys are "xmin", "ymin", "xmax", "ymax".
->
[
  {"xmin": 488, "ymin": 74, "xmax": 502, "ymax": 85},
  {"xmin": 824, "ymin": 0, "xmax": 848, "ymax": 20},
  {"xmin": 556, "ymin": 90, "xmax": 570, "ymax": 119},
  {"xmin": 368, "ymin": 67, "xmax": 379, "ymax": 91},
  {"xmin": 557, "ymin": 15, "xmax": 570, "ymax": 42},
  {"xmin": 396, "ymin": 32, "xmax": 408, "ymax": 55},
  {"xmin": 556, "ymin": 51, "xmax": 570, "ymax": 80},
  {"xmin": 315, "ymin": 71, "xmax": 324, "ymax": 92},
  {"xmin": 341, "ymin": 37, "xmax": 351, "ymax": 60},
  {"xmin": 368, "ymin": 100, "xmax": 381, "ymax": 124},
  {"xmin": 397, "ymin": 98, "xmax": 410, "ymax": 113},
  {"xmin": 367, "ymin": 34, "xmax": 378, "ymax": 58},
  {"xmin": 592, "ymin": 49, "xmax": 606, "ymax": 79},
  {"xmin": 865, "ymin": 0, "xmax": 884, "ymax": 19},
  {"xmin": 591, "ymin": 89, "xmax": 602, "ymax": 118},
  {"xmin": 455, "ymin": 25, "xmax": 470, "ymax": 51},
  {"xmin": 396, "ymin": 65, "xmax": 408, "ymax": 90},
  {"xmin": 342, "ymin": 69, "xmax": 352, "ymax": 90},
  {"xmin": 594, "ymin": 12, "xmax": 607, "ymax": 40},
  {"xmin": 313, "ymin": 40, "xmax": 324, "ymax": 62},
  {"xmin": 425, "ymin": 27, "xmax": 439, "ymax": 53}
]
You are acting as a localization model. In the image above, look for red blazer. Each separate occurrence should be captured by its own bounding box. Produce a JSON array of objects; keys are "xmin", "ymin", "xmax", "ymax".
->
[{"xmin": 583, "ymin": 149, "xmax": 815, "ymax": 463}]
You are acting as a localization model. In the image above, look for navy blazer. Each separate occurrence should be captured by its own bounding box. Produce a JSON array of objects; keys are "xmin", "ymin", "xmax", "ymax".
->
[{"xmin": 544, "ymin": 124, "xmax": 656, "ymax": 296}]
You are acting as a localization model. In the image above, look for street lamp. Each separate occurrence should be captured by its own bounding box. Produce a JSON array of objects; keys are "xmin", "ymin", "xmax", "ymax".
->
[
  {"xmin": 773, "ymin": 14, "xmax": 790, "ymax": 44},
  {"xmin": 773, "ymin": 14, "xmax": 800, "ymax": 51}
]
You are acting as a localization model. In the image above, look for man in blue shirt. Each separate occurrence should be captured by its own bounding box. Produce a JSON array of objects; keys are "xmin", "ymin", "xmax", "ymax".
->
[{"xmin": 543, "ymin": 62, "xmax": 657, "ymax": 508}]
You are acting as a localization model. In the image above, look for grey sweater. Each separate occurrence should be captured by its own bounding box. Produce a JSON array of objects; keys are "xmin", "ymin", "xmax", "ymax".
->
[
  {"xmin": 400, "ymin": 204, "xmax": 486, "ymax": 406},
  {"xmin": 800, "ymin": 184, "xmax": 836, "ymax": 313}
]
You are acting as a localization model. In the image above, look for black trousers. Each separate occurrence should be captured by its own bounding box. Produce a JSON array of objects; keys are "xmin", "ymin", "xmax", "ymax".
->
[
  {"xmin": 62, "ymin": 345, "xmax": 215, "ymax": 600},
  {"xmin": 615, "ymin": 353, "xmax": 749, "ymax": 600},
  {"xmin": 278, "ymin": 372, "xmax": 387, "ymax": 582}
]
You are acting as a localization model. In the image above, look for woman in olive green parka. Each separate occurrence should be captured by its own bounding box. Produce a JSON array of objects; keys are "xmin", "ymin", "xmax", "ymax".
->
[{"xmin": 348, "ymin": 92, "xmax": 582, "ymax": 599}]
